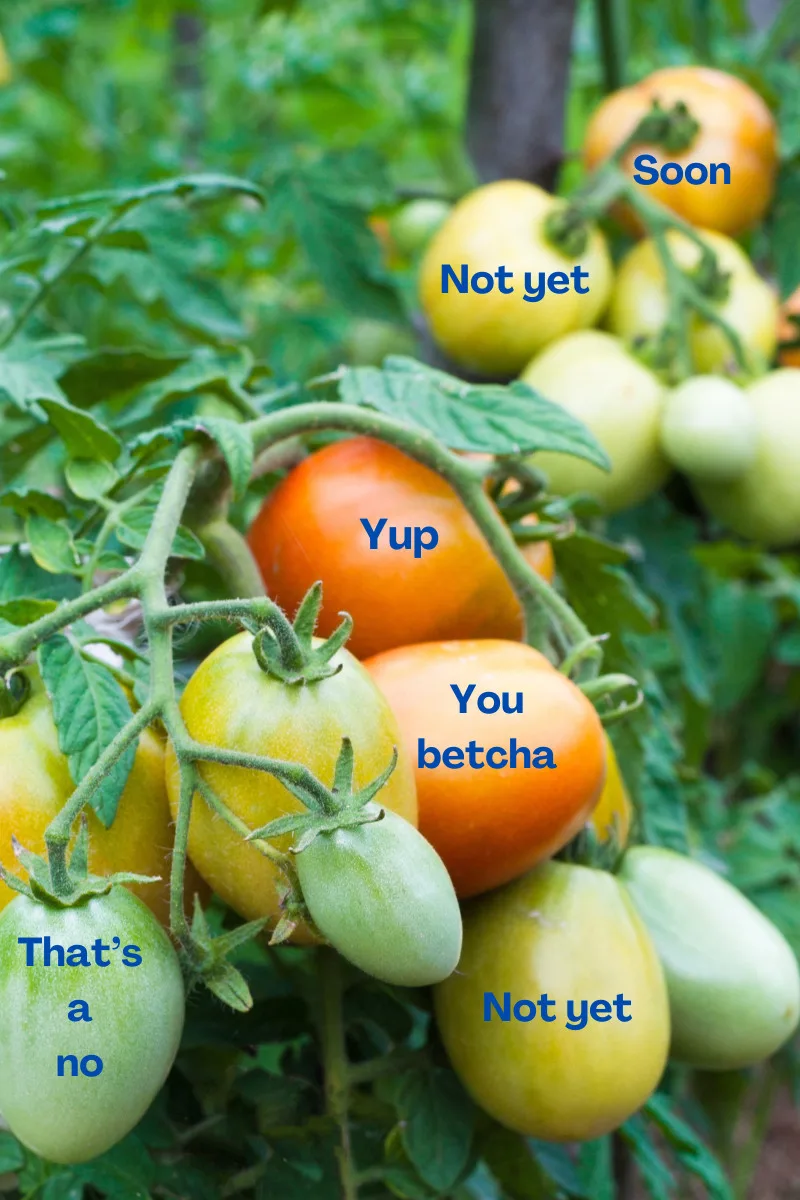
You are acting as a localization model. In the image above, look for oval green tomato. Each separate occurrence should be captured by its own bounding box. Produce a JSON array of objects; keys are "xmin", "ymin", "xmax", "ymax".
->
[
  {"xmin": 296, "ymin": 805, "xmax": 462, "ymax": 986},
  {"xmin": 660, "ymin": 375, "xmax": 757, "ymax": 482},
  {"xmin": 434, "ymin": 861, "xmax": 669, "ymax": 1141},
  {"xmin": 0, "ymin": 886, "xmax": 185, "ymax": 1164},
  {"xmin": 620, "ymin": 846, "xmax": 800, "ymax": 1070},
  {"xmin": 389, "ymin": 199, "xmax": 452, "ymax": 257},
  {"xmin": 521, "ymin": 330, "xmax": 669, "ymax": 513},
  {"xmin": 694, "ymin": 368, "xmax": 800, "ymax": 546}
]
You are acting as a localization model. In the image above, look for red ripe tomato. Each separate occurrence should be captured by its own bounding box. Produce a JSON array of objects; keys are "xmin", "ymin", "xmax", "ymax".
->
[
  {"xmin": 248, "ymin": 437, "xmax": 551, "ymax": 660},
  {"xmin": 364, "ymin": 639, "xmax": 606, "ymax": 897}
]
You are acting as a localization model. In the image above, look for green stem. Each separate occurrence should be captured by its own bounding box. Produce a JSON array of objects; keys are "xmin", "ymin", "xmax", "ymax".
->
[
  {"xmin": 44, "ymin": 701, "xmax": 159, "ymax": 852},
  {"xmin": 152, "ymin": 597, "xmax": 274, "ymax": 627},
  {"xmin": 318, "ymin": 947, "xmax": 359, "ymax": 1200},
  {"xmin": 195, "ymin": 518, "xmax": 266, "ymax": 599},
  {"xmin": 595, "ymin": 0, "xmax": 627, "ymax": 91},
  {"xmin": 0, "ymin": 569, "xmax": 139, "ymax": 673},
  {"xmin": 247, "ymin": 402, "xmax": 592, "ymax": 658}
]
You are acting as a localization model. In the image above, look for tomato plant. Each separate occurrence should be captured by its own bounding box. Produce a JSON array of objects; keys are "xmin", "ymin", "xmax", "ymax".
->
[
  {"xmin": 0, "ymin": 666, "xmax": 184, "ymax": 926},
  {"xmin": 434, "ymin": 861, "xmax": 670, "ymax": 1141},
  {"xmin": 1, "ymin": 2, "xmax": 799, "ymax": 1197},
  {"xmin": 364, "ymin": 639, "xmax": 607, "ymax": 897},
  {"xmin": 607, "ymin": 227, "xmax": 778, "ymax": 378},
  {"xmin": 165, "ymin": 627, "xmax": 418, "ymax": 933}
]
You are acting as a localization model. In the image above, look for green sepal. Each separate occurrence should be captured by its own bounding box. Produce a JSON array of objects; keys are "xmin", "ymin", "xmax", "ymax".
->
[
  {"xmin": 182, "ymin": 896, "xmax": 267, "ymax": 1012},
  {"xmin": 246, "ymin": 737, "xmax": 397, "ymax": 850},
  {"xmin": 1, "ymin": 820, "xmax": 160, "ymax": 909},
  {"xmin": 251, "ymin": 582, "xmax": 353, "ymax": 685}
]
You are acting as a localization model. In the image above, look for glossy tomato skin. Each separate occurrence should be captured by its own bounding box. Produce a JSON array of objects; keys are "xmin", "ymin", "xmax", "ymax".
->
[
  {"xmin": 434, "ymin": 861, "xmax": 669, "ymax": 1140},
  {"xmin": 364, "ymin": 639, "xmax": 606, "ymax": 898},
  {"xmin": 165, "ymin": 632, "xmax": 417, "ymax": 935},
  {"xmin": 296, "ymin": 805, "xmax": 462, "ymax": 986},
  {"xmin": 0, "ymin": 887, "xmax": 185, "ymax": 1164},
  {"xmin": 590, "ymin": 736, "xmax": 632, "ymax": 846},
  {"xmin": 620, "ymin": 847, "xmax": 800, "ymax": 1070},
  {"xmin": 608, "ymin": 228, "xmax": 777, "ymax": 378},
  {"xmin": 419, "ymin": 180, "xmax": 612, "ymax": 377},
  {"xmin": 0, "ymin": 667, "xmax": 185, "ymax": 926},
  {"xmin": 584, "ymin": 66, "xmax": 777, "ymax": 237},
  {"xmin": 694, "ymin": 369, "xmax": 800, "ymax": 546},
  {"xmin": 248, "ymin": 437, "xmax": 533, "ymax": 660},
  {"xmin": 521, "ymin": 330, "xmax": 669, "ymax": 512}
]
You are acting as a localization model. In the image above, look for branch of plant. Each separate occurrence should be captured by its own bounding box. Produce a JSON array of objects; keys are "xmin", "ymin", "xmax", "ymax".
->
[{"xmin": 318, "ymin": 947, "xmax": 360, "ymax": 1200}]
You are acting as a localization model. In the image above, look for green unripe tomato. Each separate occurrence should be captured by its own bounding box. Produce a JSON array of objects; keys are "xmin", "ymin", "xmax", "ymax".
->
[
  {"xmin": 660, "ymin": 375, "xmax": 757, "ymax": 482},
  {"xmin": 0, "ymin": 886, "xmax": 185, "ymax": 1164},
  {"xmin": 344, "ymin": 318, "xmax": 417, "ymax": 366},
  {"xmin": 620, "ymin": 846, "xmax": 800, "ymax": 1070},
  {"xmin": 295, "ymin": 805, "xmax": 462, "ymax": 986},
  {"xmin": 389, "ymin": 199, "xmax": 451, "ymax": 258}
]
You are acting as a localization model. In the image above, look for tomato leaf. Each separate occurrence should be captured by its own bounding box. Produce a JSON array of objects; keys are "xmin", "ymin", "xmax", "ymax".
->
[
  {"xmin": 190, "ymin": 416, "xmax": 253, "ymax": 500},
  {"xmin": 25, "ymin": 514, "xmax": 81, "ymax": 575},
  {"xmin": 0, "ymin": 1131, "xmax": 24, "ymax": 1173},
  {"xmin": 620, "ymin": 1113, "xmax": 676, "ymax": 1200},
  {"xmin": 644, "ymin": 1095, "xmax": 733, "ymax": 1200},
  {"xmin": 769, "ymin": 159, "xmax": 800, "ymax": 299},
  {"xmin": 340, "ymin": 357, "xmax": 610, "ymax": 464},
  {"xmin": 117, "ymin": 502, "xmax": 205, "ymax": 561},
  {"xmin": 65, "ymin": 457, "xmax": 119, "ymax": 500},
  {"xmin": 386, "ymin": 1067, "xmax": 475, "ymax": 1192},
  {"xmin": 37, "ymin": 634, "xmax": 139, "ymax": 827},
  {"xmin": 0, "ymin": 546, "xmax": 79, "ymax": 602},
  {"xmin": 39, "ymin": 396, "xmax": 121, "ymax": 461}
]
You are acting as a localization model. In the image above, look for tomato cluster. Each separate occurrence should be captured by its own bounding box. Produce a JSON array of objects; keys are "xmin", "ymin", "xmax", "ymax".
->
[{"xmin": 3, "ymin": 60, "xmax": 800, "ymax": 1176}]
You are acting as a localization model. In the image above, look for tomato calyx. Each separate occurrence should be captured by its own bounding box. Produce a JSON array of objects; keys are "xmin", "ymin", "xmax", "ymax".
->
[
  {"xmin": 628, "ymin": 99, "xmax": 700, "ymax": 156},
  {"xmin": 246, "ymin": 736, "xmax": 398, "ymax": 854},
  {"xmin": 181, "ymin": 897, "xmax": 267, "ymax": 1011},
  {"xmin": 0, "ymin": 817, "xmax": 160, "ymax": 910},
  {"xmin": 251, "ymin": 581, "xmax": 353, "ymax": 685}
]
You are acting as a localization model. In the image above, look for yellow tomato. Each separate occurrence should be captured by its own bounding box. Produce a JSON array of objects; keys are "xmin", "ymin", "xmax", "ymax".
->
[
  {"xmin": 435, "ymin": 861, "xmax": 669, "ymax": 1140},
  {"xmin": 521, "ymin": 330, "xmax": 669, "ymax": 512},
  {"xmin": 419, "ymin": 180, "xmax": 613, "ymax": 377},
  {"xmin": 607, "ymin": 228, "xmax": 777, "ymax": 377},
  {"xmin": 584, "ymin": 66, "xmax": 777, "ymax": 237},
  {"xmin": 0, "ymin": 667, "xmax": 182, "ymax": 926}
]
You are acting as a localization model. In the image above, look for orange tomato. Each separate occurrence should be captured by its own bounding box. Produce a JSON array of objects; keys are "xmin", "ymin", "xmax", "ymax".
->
[
  {"xmin": 248, "ymin": 437, "xmax": 552, "ymax": 660},
  {"xmin": 584, "ymin": 66, "xmax": 777, "ymax": 237},
  {"xmin": 590, "ymin": 737, "xmax": 632, "ymax": 846},
  {"xmin": 364, "ymin": 639, "xmax": 606, "ymax": 897}
]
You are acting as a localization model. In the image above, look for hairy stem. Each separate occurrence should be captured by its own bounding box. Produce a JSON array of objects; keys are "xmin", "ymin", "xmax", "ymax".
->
[{"xmin": 318, "ymin": 947, "xmax": 359, "ymax": 1200}]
